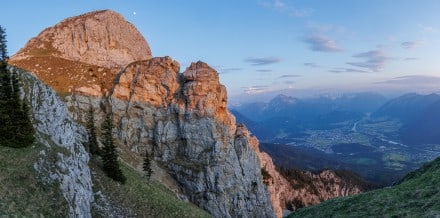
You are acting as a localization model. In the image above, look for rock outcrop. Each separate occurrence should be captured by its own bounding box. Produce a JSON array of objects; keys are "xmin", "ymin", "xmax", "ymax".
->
[
  {"xmin": 12, "ymin": 10, "xmax": 151, "ymax": 69},
  {"xmin": 10, "ymin": 10, "xmax": 151, "ymax": 95},
  {"xmin": 109, "ymin": 58, "xmax": 274, "ymax": 217},
  {"xmin": 15, "ymin": 67, "xmax": 94, "ymax": 218},
  {"xmin": 10, "ymin": 9, "xmax": 364, "ymax": 218}
]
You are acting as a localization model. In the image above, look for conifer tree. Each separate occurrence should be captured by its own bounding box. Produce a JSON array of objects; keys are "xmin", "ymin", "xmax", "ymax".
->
[
  {"xmin": 0, "ymin": 25, "xmax": 11, "ymax": 146},
  {"xmin": 0, "ymin": 25, "xmax": 34, "ymax": 148},
  {"xmin": 86, "ymin": 104, "xmax": 100, "ymax": 156},
  {"xmin": 101, "ymin": 111, "xmax": 126, "ymax": 184},
  {"xmin": 143, "ymin": 150, "xmax": 153, "ymax": 180},
  {"xmin": 0, "ymin": 26, "xmax": 7, "ymax": 60}
]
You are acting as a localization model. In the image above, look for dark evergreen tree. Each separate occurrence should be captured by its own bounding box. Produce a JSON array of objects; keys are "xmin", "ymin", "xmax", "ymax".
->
[
  {"xmin": 143, "ymin": 150, "xmax": 153, "ymax": 180},
  {"xmin": 86, "ymin": 104, "xmax": 100, "ymax": 156},
  {"xmin": 0, "ymin": 25, "xmax": 34, "ymax": 148},
  {"xmin": 0, "ymin": 26, "xmax": 11, "ymax": 146},
  {"xmin": 18, "ymin": 98, "xmax": 35, "ymax": 145},
  {"xmin": 101, "ymin": 111, "xmax": 126, "ymax": 184},
  {"xmin": 0, "ymin": 26, "xmax": 7, "ymax": 60}
]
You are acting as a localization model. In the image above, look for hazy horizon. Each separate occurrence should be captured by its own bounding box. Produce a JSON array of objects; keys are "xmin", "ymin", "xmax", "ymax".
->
[{"xmin": 1, "ymin": 1, "xmax": 439, "ymax": 99}]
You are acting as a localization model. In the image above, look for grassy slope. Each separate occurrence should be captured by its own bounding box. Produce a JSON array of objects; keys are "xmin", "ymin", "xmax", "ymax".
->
[
  {"xmin": 289, "ymin": 157, "xmax": 440, "ymax": 217},
  {"xmin": 0, "ymin": 143, "xmax": 210, "ymax": 217},
  {"xmin": 90, "ymin": 158, "xmax": 211, "ymax": 217},
  {"xmin": 0, "ymin": 144, "xmax": 68, "ymax": 217}
]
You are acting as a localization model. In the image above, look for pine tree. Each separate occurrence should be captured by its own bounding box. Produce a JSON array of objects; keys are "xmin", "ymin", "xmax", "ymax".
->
[
  {"xmin": 0, "ymin": 26, "xmax": 7, "ymax": 61},
  {"xmin": 101, "ymin": 111, "xmax": 126, "ymax": 184},
  {"xmin": 0, "ymin": 26, "xmax": 34, "ymax": 148},
  {"xmin": 86, "ymin": 104, "xmax": 100, "ymax": 156},
  {"xmin": 143, "ymin": 150, "xmax": 153, "ymax": 180},
  {"xmin": 0, "ymin": 26, "xmax": 11, "ymax": 146}
]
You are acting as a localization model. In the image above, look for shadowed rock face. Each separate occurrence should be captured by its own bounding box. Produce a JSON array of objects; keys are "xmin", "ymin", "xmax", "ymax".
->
[
  {"xmin": 108, "ymin": 58, "xmax": 276, "ymax": 217},
  {"xmin": 10, "ymin": 10, "xmax": 364, "ymax": 218},
  {"xmin": 12, "ymin": 10, "xmax": 151, "ymax": 69},
  {"xmin": 15, "ymin": 68, "xmax": 93, "ymax": 218}
]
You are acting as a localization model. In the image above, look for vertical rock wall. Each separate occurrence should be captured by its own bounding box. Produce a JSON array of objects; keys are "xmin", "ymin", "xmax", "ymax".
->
[{"xmin": 17, "ymin": 68, "xmax": 94, "ymax": 218}]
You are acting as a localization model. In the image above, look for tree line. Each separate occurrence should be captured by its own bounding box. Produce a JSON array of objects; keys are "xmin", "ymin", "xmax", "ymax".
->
[
  {"xmin": 87, "ymin": 105, "xmax": 153, "ymax": 184},
  {"xmin": 0, "ymin": 25, "xmax": 35, "ymax": 148},
  {"xmin": 0, "ymin": 25, "xmax": 151, "ymax": 184}
]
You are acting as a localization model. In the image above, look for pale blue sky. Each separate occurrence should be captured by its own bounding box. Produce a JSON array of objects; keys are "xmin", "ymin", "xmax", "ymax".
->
[{"xmin": 1, "ymin": 0, "xmax": 440, "ymax": 99}]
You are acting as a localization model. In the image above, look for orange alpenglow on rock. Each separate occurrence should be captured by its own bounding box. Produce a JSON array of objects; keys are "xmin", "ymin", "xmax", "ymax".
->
[
  {"xmin": 12, "ymin": 10, "xmax": 151, "ymax": 68},
  {"xmin": 9, "ymin": 9, "xmax": 365, "ymax": 218},
  {"xmin": 10, "ymin": 10, "xmax": 152, "ymax": 95}
]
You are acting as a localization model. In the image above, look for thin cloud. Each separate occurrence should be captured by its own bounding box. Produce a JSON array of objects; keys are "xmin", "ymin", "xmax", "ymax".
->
[
  {"xmin": 304, "ymin": 62, "xmax": 320, "ymax": 68},
  {"xmin": 418, "ymin": 24, "xmax": 438, "ymax": 33},
  {"xmin": 256, "ymin": 69, "xmax": 272, "ymax": 72},
  {"xmin": 401, "ymin": 40, "xmax": 425, "ymax": 49},
  {"xmin": 244, "ymin": 57, "xmax": 282, "ymax": 66},
  {"xmin": 347, "ymin": 49, "xmax": 390, "ymax": 72},
  {"xmin": 241, "ymin": 85, "xmax": 269, "ymax": 94},
  {"xmin": 303, "ymin": 34, "xmax": 343, "ymax": 52},
  {"xmin": 404, "ymin": 57, "xmax": 419, "ymax": 61},
  {"xmin": 329, "ymin": 68, "xmax": 369, "ymax": 73},
  {"xmin": 261, "ymin": 0, "xmax": 313, "ymax": 17},
  {"xmin": 278, "ymin": 74, "xmax": 301, "ymax": 79},
  {"xmin": 218, "ymin": 67, "xmax": 243, "ymax": 74},
  {"xmin": 284, "ymin": 80, "xmax": 295, "ymax": 85},
  {"xmin": 373, "ymin": 75, "xmax": 440, "ymax": 93},
  {"xmin": 375, "ymin": 75, "xmax": 440, "ymax": 85}
]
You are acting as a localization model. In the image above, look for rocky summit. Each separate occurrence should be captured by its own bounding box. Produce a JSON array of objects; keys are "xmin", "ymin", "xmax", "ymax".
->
[
  {"xmin": 13, "ymin": 10, "xmax": 151, "ymax": 68},
  {"xmin": 10, "ymin": 10, "xmax": 365, "ymax": 218},
  {"xmin": 10, "ymin": 10, "xmax": 151, "ymax": 95}
]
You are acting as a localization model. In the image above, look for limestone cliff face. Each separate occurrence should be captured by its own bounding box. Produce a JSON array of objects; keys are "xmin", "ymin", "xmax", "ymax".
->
[
  {"xmin": 108, "ymin": 58, "xmax": 274, "ymax": 217},
  {"xmin": 54, "ymin": 57, "xmax": 275, "ymax": 217},
  {"xmin": 239, "ymin": 124, "xmax": 363, "ymax": 214},
  {"xmin": 10, "ymin": 10, "xmax": 151, "ymax": 95},
  {"xmin": 15, "ymin": 67, "xmax": 94, "ymax": 218},
  {"xmin": 12, "ymin": 10, "xmax": 151, "ymax": 69},
  {"xmin": 10, "ymin": 9, "xmax": 364, "ymax": 218}
]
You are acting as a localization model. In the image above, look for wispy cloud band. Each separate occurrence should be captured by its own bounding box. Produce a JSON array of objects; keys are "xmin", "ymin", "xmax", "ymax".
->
[
  {"xmin": 244, "ymin": 57, "xmax": 282, "ymax": 65},
  {"xmin": 303, "ymin": 34, "xmax": 343, "ymax": 52},
  {"xmin": 347, "ymin": 49, "xmax": 390, "ymax": 72}
]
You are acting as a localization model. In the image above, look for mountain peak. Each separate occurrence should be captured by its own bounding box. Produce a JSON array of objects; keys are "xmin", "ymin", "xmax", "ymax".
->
[
  {"xmin": 271, "ymin": 94, "xmax": 298, "ymax": 104},
  {"xmin": 10, "ymin": 10, "xmax": 152, "ymax": 94},
  {"xmin": 12, "ymin": 9, "xmax": 151, "ymax": 69}
]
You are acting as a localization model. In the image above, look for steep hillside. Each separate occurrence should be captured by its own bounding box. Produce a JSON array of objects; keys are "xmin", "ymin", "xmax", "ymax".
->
[
  {"xmin": 400, "ymin": 100, "xmax": 440, "ymax": 145},
  {"xmin": 372, "ymin": 93, "xmax": 440, "ymax": 145},
  {"xmin": 0, "ymin": 143, "xmax": 68, "ymax": 216},
  {"xmin": 1, "ymin": 67, "xmax": 208, "ymax": 217},
  {"xmin": 11, "ymin": 10, "xmax": 277, "ymax": 217},
  {"xmin": 289, "ymin": 156, "xmax": 440, "ymax": 217},
  {"xmin": 10, "ymin": 9, "xmax": 369, "ymax": 217},
  {"xmin": 372, "ymin": 93, "xmax": 440, "ymax": 122}
]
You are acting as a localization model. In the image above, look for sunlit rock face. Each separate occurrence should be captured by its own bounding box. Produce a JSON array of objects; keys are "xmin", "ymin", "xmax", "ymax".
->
[
  {"xmin": 10, "ymin": 9, "xmax": 365, "ymax": 218},
  {"xmin": 12, "ymin": 10, "xmax": 151, "ymax": 69}
]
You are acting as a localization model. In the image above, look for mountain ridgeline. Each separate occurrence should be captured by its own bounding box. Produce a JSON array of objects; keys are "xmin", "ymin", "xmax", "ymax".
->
[
  {"xmin": 372, "ymin": 93, "xmax": 440, "ymax": 145},
  {"xmin": 234, "ymin": 92, "xmax": 440, "ymax": 187},
  {"xmin": 232, "ymin": 93, "xmax": 386, "ymax": 141},
  {"xmin": 6, "ymin": 9, "xmax": 440, "ymax": 217},
  {"xmin": 6, "ymin": 10, "xmax": 370, "ymax": 217}
]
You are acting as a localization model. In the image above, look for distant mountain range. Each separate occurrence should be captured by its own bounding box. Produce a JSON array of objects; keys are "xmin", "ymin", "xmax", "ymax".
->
[
  {"xmin": 233, "ymin": 92, "xmax": 440, "ymax": 146},
  {"xmin": 232, "ymin": 92, "xmax": 387, "ymax": 141},
  {"xmin": 372, "ymin": 93, "xmax": 440, "ymax": 145}
]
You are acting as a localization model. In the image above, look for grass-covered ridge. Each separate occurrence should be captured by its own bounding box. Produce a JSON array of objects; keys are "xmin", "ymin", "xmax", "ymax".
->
[
  {"xmin": 90, "ymin": 158, "xmax": 211, "ymax": 217},
  {"xmin": 0, "ymin": 143, "xmax": 211, "ymax": 217},
  {"xmin": 0, "ymin": 144, "xmax": 68, "ymax": 217},
  {"xmin": 289, "ymin": 156, "xmax": 440, "ymax": 217}
]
